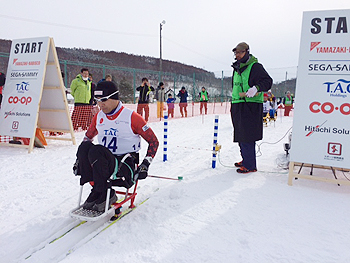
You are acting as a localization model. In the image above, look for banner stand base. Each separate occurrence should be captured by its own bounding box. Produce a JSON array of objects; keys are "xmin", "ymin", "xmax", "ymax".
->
[{"xmin": 288, "ymin": 162, "xmax": 350, "ymax": 186}]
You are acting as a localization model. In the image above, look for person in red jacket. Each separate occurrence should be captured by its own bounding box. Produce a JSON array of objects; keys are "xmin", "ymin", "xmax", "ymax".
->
[{"xmin": 75, "ymin": 81, "xmax": 159, "ymax": 212}]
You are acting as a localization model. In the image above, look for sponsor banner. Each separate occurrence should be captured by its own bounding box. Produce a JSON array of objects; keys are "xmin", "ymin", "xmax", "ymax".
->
[
  {"xmin": 0, "ymin": 37, "xmax": 49, "ymax": 137},
  {"xmin": 291, "ymin": 9, "xmax": 350, "ymax": 168}
]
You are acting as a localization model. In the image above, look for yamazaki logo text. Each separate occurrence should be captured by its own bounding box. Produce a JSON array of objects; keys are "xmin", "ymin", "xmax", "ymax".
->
[
  {"xmin": 8, "ymin": 96, "xmax": 32, "ymax": 105},
  {"xmin": 309, "ymin": 101, "xmax": 350, "ymax": 115}
]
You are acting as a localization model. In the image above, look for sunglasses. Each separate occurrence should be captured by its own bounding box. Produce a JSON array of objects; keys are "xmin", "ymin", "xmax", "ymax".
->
[
  {"xmin": 94, "ymin": 90, "xmax": 119, "ymax": 102},
  {"xmin": 234, "ymin": 50, "xmax": 246, "ymax": 55}
]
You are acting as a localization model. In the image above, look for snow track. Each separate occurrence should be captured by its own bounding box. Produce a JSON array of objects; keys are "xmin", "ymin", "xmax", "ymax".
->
[{"xmin": 23, "ymin": 217, "xmax": 109, "ymax": 262}]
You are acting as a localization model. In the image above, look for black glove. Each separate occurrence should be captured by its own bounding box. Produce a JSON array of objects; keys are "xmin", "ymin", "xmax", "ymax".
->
[
  {"xmin": 136, "ymin": 157, "xmax": 152, "ymax": 180},
  {"xmin": 73, "ymin": 159, "xmax": 80, "ymax": 176}
]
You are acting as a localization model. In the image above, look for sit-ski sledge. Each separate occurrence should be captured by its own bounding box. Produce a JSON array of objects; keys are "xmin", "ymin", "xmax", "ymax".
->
[
  {"xmin": 70, "ymin": 153, "xmax": 140, "ymax": 222},
  {"xmin": 69, "ymin": 180, "xmax": 139, "ymax": 222}
]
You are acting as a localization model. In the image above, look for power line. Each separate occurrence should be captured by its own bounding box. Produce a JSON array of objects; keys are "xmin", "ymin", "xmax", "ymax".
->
[
  {"xmin": 0, "ymin": 14, "xmax": 229, "ymax": 67},
  {"xmin": 0, "ymin": 14, "xmax": 156, "ymax": 38},
  {"xmin": 163, "ymin": 37, "xmax": 228, "ymax": 66}
]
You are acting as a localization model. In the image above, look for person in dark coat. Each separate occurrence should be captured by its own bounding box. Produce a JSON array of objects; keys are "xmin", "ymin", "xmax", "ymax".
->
[
  {"xmin": 231, "ymin": 42, "xmax": 272, "ymax": 173},
  {"xmin": 177, "ymin": 87, "xmax": 188, "ymax": 117},
  {"xmin": 136, "ymin": 78, "xmax": 154, "ymax": 122}
]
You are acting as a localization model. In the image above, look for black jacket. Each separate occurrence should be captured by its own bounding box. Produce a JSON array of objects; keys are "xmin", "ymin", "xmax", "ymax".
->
[
  {"xmin": 136, "ymin": 85, "xmax": 154, "ymax": 104},
  {"xmin": 0, "ymin": 72, "xmax": 5, "ymax": 87},
  {"xmin": 231, "ymin": 55, "xmax": 272, "ymax": 142}
]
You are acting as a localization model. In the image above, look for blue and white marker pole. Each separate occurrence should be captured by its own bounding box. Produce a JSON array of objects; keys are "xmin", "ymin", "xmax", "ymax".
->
[
  {"xmin": 163, "ymin": 111, "xmax": 168, "ymax": 162},
  {"xmin": 212, "ymin": 115, "xmax": 219, "ymax": 168}
]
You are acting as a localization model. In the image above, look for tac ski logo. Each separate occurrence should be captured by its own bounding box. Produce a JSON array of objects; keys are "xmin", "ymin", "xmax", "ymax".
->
[
  {"xmin": 16, "ymin": 82, "xmax": 30, "ymax": 93},
  {"xmin": 103, "ymin": 128, "xmax": 119, "ymax": 136},
  {"xmin": 323, "ymin": 79, "xmax": 350, "ymax": 98}
]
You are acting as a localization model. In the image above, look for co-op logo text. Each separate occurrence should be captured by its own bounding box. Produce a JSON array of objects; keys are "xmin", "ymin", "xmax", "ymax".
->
[
  {"xmin": 309, "ymin": 101, "xmax": 350, "ymax": 115},
  {"xmin": 8, "ymin": 82, "xmax": 32, "ymax": 105}
]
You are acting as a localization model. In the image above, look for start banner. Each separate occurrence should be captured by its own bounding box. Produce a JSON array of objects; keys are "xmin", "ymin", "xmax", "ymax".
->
[
  {"xmin": 291, "ymin": 9, "xmax": 350, "ymax": 169},
  {"xmin": 0, "ymin": 37, "xmax": 49, "ymax": 137}
]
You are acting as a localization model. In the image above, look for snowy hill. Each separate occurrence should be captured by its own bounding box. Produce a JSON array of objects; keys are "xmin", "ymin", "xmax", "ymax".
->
[{"xmin": 1, "ymin": 114, "xmax": 350, "ymax": 263}]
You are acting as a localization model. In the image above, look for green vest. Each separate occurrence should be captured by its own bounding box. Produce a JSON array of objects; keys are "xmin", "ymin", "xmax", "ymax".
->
[
  {"xmin": 284, "ymin": 96, "xmax": 293, "ymax": 106},
  {"xmin": 232, "ymin": 61, "xmax": 263, "ymax": 104},
  {"xmin": 200, "ymin": 91, "xmax": 208, "ymax": 101}
]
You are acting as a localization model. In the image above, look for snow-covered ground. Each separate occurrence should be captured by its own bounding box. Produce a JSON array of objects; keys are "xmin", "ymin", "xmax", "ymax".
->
[{"xmin": 1, "ymin": 113, "xmax": 350, "ymax": 263}]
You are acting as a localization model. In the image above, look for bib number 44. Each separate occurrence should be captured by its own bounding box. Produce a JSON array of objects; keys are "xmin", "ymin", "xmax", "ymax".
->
[{"xmin": 102, "ymin": 136, "xmax": 117, "ymax": 152}]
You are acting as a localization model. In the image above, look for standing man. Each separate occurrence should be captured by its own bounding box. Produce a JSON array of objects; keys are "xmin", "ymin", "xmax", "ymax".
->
[
  {"xmin": 136, "ymin": 78, "xmax": 154, "ymax": 122},
  {"xmin": 177, "ymin": 86, "xmax": 188, "ymax": 117},
  {"xmin": 89, "ymin": 73, "xmax": 96, "ymax": 105},
  {"xmin": 75, "ymin": 81, "xmax": 159, "ymax": 211},
  {"xmin": 231, "ymin": 42, "xmax": 272, "ymax": 173},
  {"xmin": 282, "ymin": 91, "xmax": 293, "ymax": 116},
  {"xmin": 199, "ymin": 87, "xmax": 209, "ymax": 114},
  {"xmin": 156, "ymin": 82, "xmax": 166, "ymax": 118},
  {"xmin": 70, "ymin": 68, "xmax": 92, "ymax": 130}
]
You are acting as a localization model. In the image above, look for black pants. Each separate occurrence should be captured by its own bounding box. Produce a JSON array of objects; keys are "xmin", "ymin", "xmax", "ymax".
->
[
  {"xmin": 239, "ymin": 142, "xmax": 257, "ymax": 170},
  {"xmin": 76, "ymin": 141, "xmax": 138, "ymax": 192}
]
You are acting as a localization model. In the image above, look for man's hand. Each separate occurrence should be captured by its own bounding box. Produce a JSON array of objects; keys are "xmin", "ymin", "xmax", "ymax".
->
[
  {"xmin": 73, "ymin": 159, "xmax": 79, "ymax": 176},
  {"xmin": 245, "ymin": 86, "xmax": 258, "ymax": 98},
  {"xmin": 136, "ymin": 157, "xmax": 152, "ymax": 180}
]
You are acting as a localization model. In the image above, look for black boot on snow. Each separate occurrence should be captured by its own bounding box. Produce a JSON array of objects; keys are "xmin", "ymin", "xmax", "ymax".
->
[
  {"xmin": 82, "ymin": 189, "xmax": 101, "ymax": 210},
  {"xmin": 92, "ymin": 189, "xmax": 117, "ymax": 212}
]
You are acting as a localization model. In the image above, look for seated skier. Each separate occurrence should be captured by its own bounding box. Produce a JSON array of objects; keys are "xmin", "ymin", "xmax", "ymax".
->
[{"xmin": 74, "ymin": 81, "xmax": 159, "ymax": 212}]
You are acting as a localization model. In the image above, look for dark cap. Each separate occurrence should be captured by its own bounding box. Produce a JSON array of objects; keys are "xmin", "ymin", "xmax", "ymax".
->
[
  {"xmin": 232, "ymin": 42, "xmax": 249, "ymax": 52},
  {"xmin": 181, "ymin": 86, "xmax": 185, "ymax": 89},
  {"xmin": 94, "ymin": 81, "xmax": 119, "ymax": 100}
]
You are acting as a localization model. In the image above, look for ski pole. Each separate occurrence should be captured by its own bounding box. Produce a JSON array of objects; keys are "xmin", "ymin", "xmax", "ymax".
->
[
  {"xmin": 163, "ymin": 111, "xmax": 168, "ymax": 162},
  {"xmin": 148, "ymin": 175, "xmax": 183, "ymax": 181},
  {"xmin": 212, "ymin": 115, "xmax": 219, "ymax": 168}
]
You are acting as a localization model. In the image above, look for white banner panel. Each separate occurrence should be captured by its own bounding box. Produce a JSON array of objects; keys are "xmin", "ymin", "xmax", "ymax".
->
[
  {"xmin": 0, "ymin": 37, "xmax": 49, "ymax": 137},
  {"xmin": 291, "ymin": 9, "xmax": 350, "ymax": 169}
]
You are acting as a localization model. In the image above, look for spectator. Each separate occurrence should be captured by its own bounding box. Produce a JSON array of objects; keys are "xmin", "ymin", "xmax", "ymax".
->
[
  {"xmin": 98, "ymin": 74, "xmax": 112, "ymax": 84},
  {"xmin": 199, "ymin": 86, "xmax": 209, "ymax": 114},
  {"xmin": 0, "ymin": 71, "xmax": 5, "ymax": 108},
  {"xmin": 231, "ymin": 42, "xmax": 272, "ymax": 173},
  {"xmin": 136, "ymin": 78, "xmax": 154, "ymax": 122},
  {"xmin": 166, "ymin": 93, "xmax": 176, "ymax": 118},
  {"xmin": 75, "ymin": 81, "xmax": 159, "ymax": 211},
  {"xmin": 177, "ymin": 86, "xmax": 188, "ymax": 117},
  {"xmin": 267, "ymin": 90, "xmax": 275, "ymax": 103},
  {"xmin": 89, "ymin": 73, "xmax": 96, "ymax": 105},
  {"xmin": 262, "ymin": 93, "xmax": 270, "ymax": 119},
  {"xmin": 282, "ymin": 91, "xmax": 293, "ymax": 116},
  {"xmin": 70, "ymin": 68, "xmax": 92, "ymax": 130},
  {"xmin": 156, "ymin": 82, "xmax": 166, "ymax": 118}
]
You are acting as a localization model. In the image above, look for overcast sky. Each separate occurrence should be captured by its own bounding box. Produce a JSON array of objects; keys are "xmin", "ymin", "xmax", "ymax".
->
[{"xmin": 1, "ymin": 0, "xmax": 349, "ymax": 82}]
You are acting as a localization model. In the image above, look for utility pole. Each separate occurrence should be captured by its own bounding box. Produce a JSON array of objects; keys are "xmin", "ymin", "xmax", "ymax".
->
[
  {"xmin": 160, "ymin": 20, "xmax": 166, "ymax": 81},
  {"xmin": 285, "ymin": 71, "xmax": 288, "ymax": 95}
]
